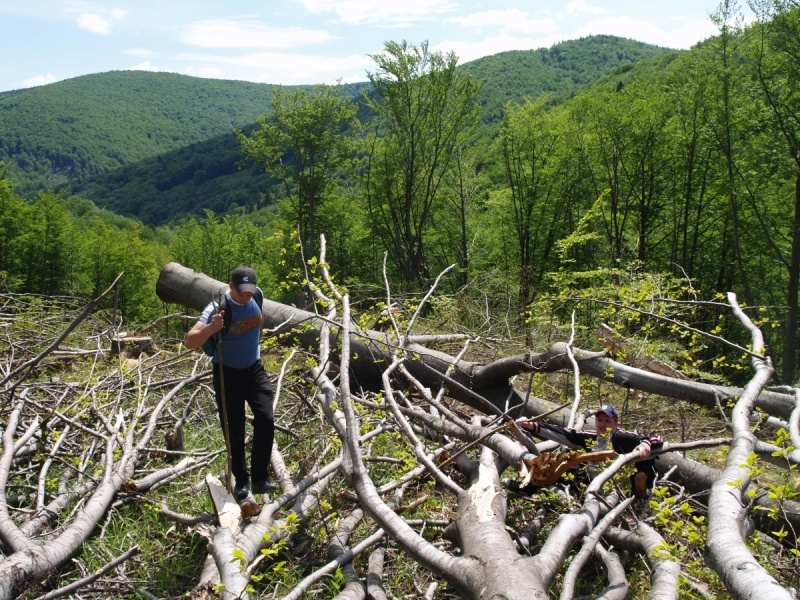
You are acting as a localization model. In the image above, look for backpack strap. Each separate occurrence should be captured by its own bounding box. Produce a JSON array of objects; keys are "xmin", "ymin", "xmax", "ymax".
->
[
  {"xmin": 201, "ymin": 291, "xmax": 228, "ymax": 357},
  {"xmin": 219, "ymin": 295, "xmax": 231, "ymax": 335},
  {"xmin": 253, "ymin": 288, "xmax": 264, "ymax": 342}
]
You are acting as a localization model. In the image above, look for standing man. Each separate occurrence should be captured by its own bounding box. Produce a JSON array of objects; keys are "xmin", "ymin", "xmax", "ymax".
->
[
  {"xmin": 184, "ymin": 266, "xmax": 275, "ymax": 502},
  {"xmin": 517, "ymin": 404, "xmax": 663, "ymax": 496}
]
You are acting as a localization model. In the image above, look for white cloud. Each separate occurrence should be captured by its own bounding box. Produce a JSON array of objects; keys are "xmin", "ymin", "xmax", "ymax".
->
[
  {"xmin": 185, "ymin": 66, "xmax": 225, "ymax": 78},
  {"xmin": 75, "ymin": 8, "xmax": 125, "ymax": 35},
  {"xmin": 293, "ymin": 0, "xmax": 457, "ymax": 26},
  {"xmin": 178, "ymin": 50, "xmax": 373, "ymax": 85},
  {"xmin": 22, "ymin": 73, "xmax": 57, "ymax": 88},
  {"xmin": 77, "ymin": 13, "xmax": 111, "ymax": 35},
  {"xmin": 448, "ymin": 9, "xmax": 556, "ymax": 35},
  {"xmin": 567, "ymin": 0, "xmax": 605, "ymax": 15},
  {"xmin": 666, "ymin": 20, "xmax": 719, "ymax": 49},
  {"xmin": 438, "ymin": 32, "xmax": 563, "ymax": 64},
  {"xmin": 181, "ymin": 19, "xmax": 336, "ymax": 49},
  {"xmin": 126, "ymin": 61, "xmax": 168, "ymax": 73},
  {"xmin": 569, "ymin": 16, "xmax": 718, "ymax": 49}
]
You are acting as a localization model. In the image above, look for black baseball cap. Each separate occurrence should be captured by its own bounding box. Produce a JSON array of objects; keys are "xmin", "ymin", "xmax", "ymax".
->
[{"xmin": 231, "ymin": 266, "xmax": 258, "ymax": 294}]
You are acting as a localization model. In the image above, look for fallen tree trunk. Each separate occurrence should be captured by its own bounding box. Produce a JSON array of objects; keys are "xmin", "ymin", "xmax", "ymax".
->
[
  {"xmin": 702, "ymin": 294, "xmax": 790, "ymax": 599},
  {"xmin": 156, "ymin": 262, "xmax": 796, "ymax": 421}
]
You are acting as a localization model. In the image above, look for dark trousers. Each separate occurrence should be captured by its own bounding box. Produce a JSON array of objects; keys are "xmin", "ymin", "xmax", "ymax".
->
[{"xmin": 212, "ymin": 360, "xmax": 274, "ymax": 486}]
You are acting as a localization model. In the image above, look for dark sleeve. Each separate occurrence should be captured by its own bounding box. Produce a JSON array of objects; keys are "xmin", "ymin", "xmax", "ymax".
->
[
  {"xmin": 611, "ymin": 428, "xmax": 662, "ymax": 454},
  {"xmin": 537, "ymin": 422, "xmax": 595, "ymax": 450},
  {"xmin": 613, "ymin": 429, "xmax": 663, "ymax": 482}
]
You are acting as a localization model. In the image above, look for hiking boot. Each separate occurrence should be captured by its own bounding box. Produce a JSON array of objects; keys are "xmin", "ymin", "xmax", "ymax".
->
[
  {"xmin": 632, "ymin": 472, "xmax": 649, "ymax": 498},
  {"xmin": 252, "ymin": 479, "xmax": 276, "ymax": 495},
  {"xmin": 238, "ymin": 493, "xmax": 261, "ymax": 518},
  {"xmin": 233, "ymin": 480, "xmax": 250, "ymax": 502}
]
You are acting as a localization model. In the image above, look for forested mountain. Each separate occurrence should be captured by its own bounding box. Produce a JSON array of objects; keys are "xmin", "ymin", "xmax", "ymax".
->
[
  {"xmin": 0, "ymin": 36, "xmax": 672, "ymax": 224},
  {"xmin": 463, "ymin": 34, "xmax": 675, "ymax": 124},
  {"xmin": 0, "ymin": 71, "xmax": 272, "ymax": 194},
  {"xmin": 62, "ymin": 128, "xmax": 277, "ymax": 225},
  {"xmin": 0, "ymin": 71, "xmax": 348, "ymax": 196}
]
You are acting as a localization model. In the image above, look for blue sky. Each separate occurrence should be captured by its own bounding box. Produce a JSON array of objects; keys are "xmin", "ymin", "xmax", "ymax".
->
[{"xmin": 0, "ymin": 1, "xmax": 749, "ymax": 93}]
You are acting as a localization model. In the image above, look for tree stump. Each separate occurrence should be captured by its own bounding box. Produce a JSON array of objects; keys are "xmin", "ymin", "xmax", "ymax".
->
[{"xmin": 110, "ymin": 334, "xmax": 154, "ymax": 358}]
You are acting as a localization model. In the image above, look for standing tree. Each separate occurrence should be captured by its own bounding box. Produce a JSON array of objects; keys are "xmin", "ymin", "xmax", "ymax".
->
[
  {"xmin": 0, "ymin": 167, "xmax": 25, "ymax": 286},
  {"xmin": 707, "ymin": 0, "xmax": 757, "ymax": 304},
  {"xmin": 432, "ymin": 143, "xmax": 483, "ymax": 290},
  {"xmin": 566, "ymin": 81, "xmax": 671, "ymax": 269},
  {"xmin": 661, "ymin": 52, "xmax": 725, "ymax": 285},
  {"xmin": 363, "ymin": 40, "xmax": 481, "ymax": 292},
  {"xmin": 18, "ymin": 192, "xmax": 73, "ymax": 296},
  {"xmin": 499, "ymin": 97, "xmax": 565, "ymax": 309},
  {"xmin": 748, "ymin": 0, "xmax": 800, "ymax": 383},
  {"xmin": 237, "ymin": 84, "xmax": 358, "ymax": 261}
]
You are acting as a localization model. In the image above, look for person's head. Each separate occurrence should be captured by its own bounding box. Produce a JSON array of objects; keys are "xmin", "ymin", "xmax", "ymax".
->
[
  {"xmin": 229, "ymin": 266, "xmax": 257, "ymax": 303},
  {"xmin": 594, "ymin": 404, "xmax": 619, "ymax": 434}
]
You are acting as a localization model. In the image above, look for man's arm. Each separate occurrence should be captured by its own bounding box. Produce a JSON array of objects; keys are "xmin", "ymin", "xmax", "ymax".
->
[
  {"xmin": 516, "ymin": 420, "xmax": 592, "ymax": 450},
  {"xmin": 613, "ymin": 429, "xmax": 663, "ymax": 460},
  {"xmin": 184, "ymin": 310, "xmax": 224, "ymax": 350}
]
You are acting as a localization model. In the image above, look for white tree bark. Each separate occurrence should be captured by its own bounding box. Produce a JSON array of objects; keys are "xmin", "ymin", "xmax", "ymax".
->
[
  {"xmin": 604, "ymin": 523, "xmax": 681, "ymax": 599},
  {"xmin": 704, "ymin": 293, "xmax": 792, "ymax": 599}
]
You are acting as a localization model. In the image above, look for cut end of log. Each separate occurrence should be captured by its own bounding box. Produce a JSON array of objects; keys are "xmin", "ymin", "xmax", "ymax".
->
[{"xmin": 205, "ymin": 474, "xmax": 246, "ymax": 531}]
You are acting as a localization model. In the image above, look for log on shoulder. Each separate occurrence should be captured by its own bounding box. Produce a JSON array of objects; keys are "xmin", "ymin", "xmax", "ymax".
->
[{"xmin": 157, "ymin": 262, "xmax": 796, "ymax": 422}]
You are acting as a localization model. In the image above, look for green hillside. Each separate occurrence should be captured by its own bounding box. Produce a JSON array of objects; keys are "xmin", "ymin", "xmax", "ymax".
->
[
  {"xmin": 4, "ymin": 16, "xmax": 800, "ymax": 389},
  {"xmin": 63, "ymin": 128, "xmax": 277, "ymax": 225},
  {"xmin": 0, "ymin": 35, "xmax": 673, "ymax": 224},
  {"xmin": 462, "ymin": 34, "xmax": 676, "ymax": 124},
  {"xmin": 85, "ymin": 36, "xmax": 675, "ymax": 225},
  {"xmin": 0, "ymin": 71, "xmax": 281, "ymax": 195}
]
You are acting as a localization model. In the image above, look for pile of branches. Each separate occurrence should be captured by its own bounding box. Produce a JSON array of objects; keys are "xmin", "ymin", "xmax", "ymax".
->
[{"xmin": 1, "ymin": 247, "xmax": 800, "ymax": 599}]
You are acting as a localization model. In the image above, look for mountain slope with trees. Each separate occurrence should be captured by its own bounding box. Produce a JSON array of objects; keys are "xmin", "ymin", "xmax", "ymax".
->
[
  {"xmin": 0, "ymin": 36, "xmax": 672, "ymax": 224},
  {"xmin": 62, "ymin": 128, "xmax": 278, "ymax": 225},
  {"xmin": 0, "ymin": 71, "xmax": 280, "ymax": 195},
  {"xmin": 462, "ymin": 34, "xmax": 676, "ymax": 124}
]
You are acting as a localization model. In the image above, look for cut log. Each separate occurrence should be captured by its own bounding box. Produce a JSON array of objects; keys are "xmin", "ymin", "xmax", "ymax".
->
[
  {"xmin": 205, "ymin": 474, "xmax": 243, "ymax": 531},
  {"xmin": 156, "ymin": 262, "xmax": 532, "ymax": 414}
]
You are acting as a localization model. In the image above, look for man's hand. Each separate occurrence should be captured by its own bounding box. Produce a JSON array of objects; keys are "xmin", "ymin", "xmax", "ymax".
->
[
  {"xmin": 184, "ymin": 310, "xmax": 226, "ymax": 351},
  {"xmin": 207, "ymin": 310, "xmax": 225, "ymax": 333},
  {"xmin": 634, "ymin": 441, "xmax": 651, "ymax": 460},
  {"xmin": 515, "ymin": 419, "xmax": 540, "ymax": 434}
]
